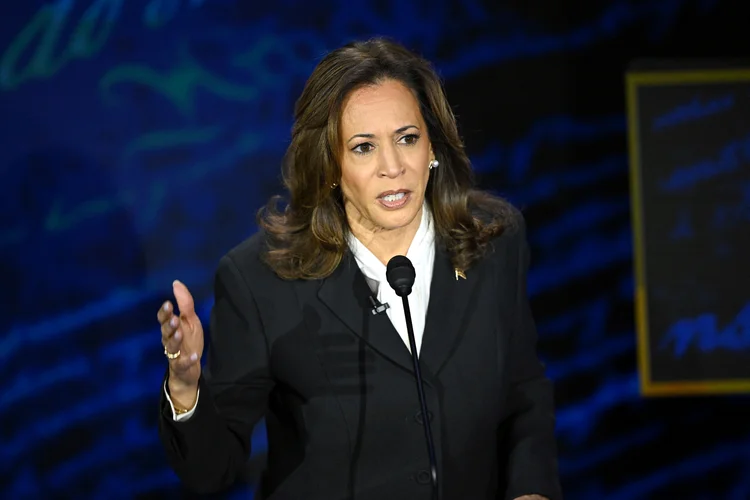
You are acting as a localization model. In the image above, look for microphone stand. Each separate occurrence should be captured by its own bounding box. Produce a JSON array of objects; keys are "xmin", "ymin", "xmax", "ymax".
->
[{"xmin": 401, "ymin": 295, "xmax": 439, "ymax": 500}]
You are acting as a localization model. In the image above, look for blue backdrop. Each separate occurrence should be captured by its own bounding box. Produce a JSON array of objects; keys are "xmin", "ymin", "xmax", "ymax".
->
[{"xmin": 1, "ymin": 1, "xmax": 748, "ymax": 498}]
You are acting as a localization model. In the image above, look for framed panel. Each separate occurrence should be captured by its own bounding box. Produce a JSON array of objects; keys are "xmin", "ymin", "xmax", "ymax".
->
[{"xmin": 626, "ymin": 63, "xmax": 750, "ymax": 396}]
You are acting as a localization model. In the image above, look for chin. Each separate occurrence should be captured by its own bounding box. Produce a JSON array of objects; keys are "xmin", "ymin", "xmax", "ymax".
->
[{"xmin": 375, "ymin": 205, "xmax": 421, "ymax": 230}]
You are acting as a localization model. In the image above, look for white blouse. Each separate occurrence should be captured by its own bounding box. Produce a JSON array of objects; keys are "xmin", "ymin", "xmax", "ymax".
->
[{"xmin": 346, "ymin": 205, "xmax": 435, "ymax": 355}]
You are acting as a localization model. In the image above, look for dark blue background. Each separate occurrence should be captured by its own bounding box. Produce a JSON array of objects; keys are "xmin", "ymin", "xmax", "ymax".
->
[{"xmin": 1, "ymin": 1, "xmax": 748, "ymax": 498}]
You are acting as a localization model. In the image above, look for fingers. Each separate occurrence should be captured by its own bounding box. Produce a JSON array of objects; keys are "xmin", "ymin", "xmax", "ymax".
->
[
  {"xmin": 157, "ymin": 300, "xmax": 172, "ymax": 324},
  {"xmin": 159, "ymin": 299, "xmax": 184, "ymax": 355},
  {"xmin": 172, "ymin": 280, "xmax": 196, "ymax": 322},
  {"xmin": 161, "ymin": 314, "xmax": 182, "ymax": 355},
  {"xmin": 158, "ymin": 281, "xmax": 199, "ymax": 372}
]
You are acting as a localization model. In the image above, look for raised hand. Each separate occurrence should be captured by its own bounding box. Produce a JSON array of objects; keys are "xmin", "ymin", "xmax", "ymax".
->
[{"xmin": 158, "ymin": 280, "xmax": 204, "ymax": 408}]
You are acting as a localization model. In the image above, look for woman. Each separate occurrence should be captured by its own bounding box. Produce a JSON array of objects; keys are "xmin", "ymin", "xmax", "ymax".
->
[{"xmin": 157, "ymin": 37, "xmax": 561, "ymax": 500}]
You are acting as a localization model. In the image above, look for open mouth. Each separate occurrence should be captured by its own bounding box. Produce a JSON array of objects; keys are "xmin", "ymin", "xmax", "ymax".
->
[{"xmin": 377, "ymin": 190, "xmax": 411, "ymax": 209}]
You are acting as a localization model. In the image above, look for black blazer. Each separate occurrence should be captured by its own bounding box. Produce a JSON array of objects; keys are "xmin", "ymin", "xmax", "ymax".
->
[{"xmin": 159, "ymin": 212, "xmax": 562, "ymax": 500}]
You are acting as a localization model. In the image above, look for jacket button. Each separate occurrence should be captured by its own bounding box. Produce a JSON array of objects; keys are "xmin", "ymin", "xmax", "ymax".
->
[
  {"xmin": 414, "ymin": 410, "xmax": 433, "ymax": 424},
  {"xmin": 416, "ymin": 469, "xmax": 432, "ymax": 485}
]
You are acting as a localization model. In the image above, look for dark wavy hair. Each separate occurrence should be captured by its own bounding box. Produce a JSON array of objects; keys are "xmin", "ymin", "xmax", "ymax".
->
[{"xmin": 258, "ymin": 37, "xmax": 514, "ymax": 280}]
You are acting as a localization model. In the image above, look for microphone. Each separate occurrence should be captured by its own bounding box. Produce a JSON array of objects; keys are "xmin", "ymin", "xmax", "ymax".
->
[
  {"xmin": 386, "ymin": 255, "xmax": 439, "ymax": 500},
  {"xmin": 368, "ymin": 295, "xmax": 390, "ymax": 315}
]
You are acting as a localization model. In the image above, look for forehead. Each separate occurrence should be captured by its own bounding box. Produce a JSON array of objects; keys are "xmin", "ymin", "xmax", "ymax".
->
[{"xmin": 340, "ymin": 79, "xmax": 422, "ymax": 131}]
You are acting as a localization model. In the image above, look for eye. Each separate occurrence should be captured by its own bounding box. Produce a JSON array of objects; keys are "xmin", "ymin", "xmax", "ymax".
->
[
  {"xmin": 352, "ymin": 142, "xmax": 375, "ymax": 155},
  {"xmin": 398, "ymin": 133, "xmax": 420, "ymax": 146}
]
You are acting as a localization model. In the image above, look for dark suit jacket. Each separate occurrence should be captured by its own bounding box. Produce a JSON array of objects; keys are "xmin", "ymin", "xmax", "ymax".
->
[{"xmin": 159, "ymin": 212, "xmax": 562, "ymax": 500}]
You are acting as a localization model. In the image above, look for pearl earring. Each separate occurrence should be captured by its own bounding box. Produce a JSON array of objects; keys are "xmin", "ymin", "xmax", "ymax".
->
[{"xmin": 429, "ymin": 160, "xmax": 439, "ymax": 170}]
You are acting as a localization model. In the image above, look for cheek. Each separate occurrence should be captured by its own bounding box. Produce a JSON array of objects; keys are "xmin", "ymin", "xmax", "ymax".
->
[
  {"xmin": 412, "ymin": 149, "xmax": 430, "ymax": 177},
  {"xmin": 341, "ymin": 171, "xmax": 372, "ymax": 203},
  {"xmin": 417, "ymin": 163, "xmax": 430, "ymax": 184}
]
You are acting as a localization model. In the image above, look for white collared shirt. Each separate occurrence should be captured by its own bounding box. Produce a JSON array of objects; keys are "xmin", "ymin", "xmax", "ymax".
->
[{"xmin": 346, "ymin": 205, "xmax": 435, "ymax": 355}]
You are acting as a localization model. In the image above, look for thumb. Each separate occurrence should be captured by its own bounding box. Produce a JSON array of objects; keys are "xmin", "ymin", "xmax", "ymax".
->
[{"xmin": 172, "ymin": 280, "xmax": 196, "ymax": 320}]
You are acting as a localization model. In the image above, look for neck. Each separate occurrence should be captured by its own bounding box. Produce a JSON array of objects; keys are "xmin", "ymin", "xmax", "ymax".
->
[{"xmin": 348, "ymin": 206, "xmax": 424, "ymax": 266}]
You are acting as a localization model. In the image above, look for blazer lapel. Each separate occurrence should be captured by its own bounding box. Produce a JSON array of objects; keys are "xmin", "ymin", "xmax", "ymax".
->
[
  {"xmin": 419, "ymin": 245, "xmax": 483, "ymax": 376},
  {"xmin": 317, "ymin": 252, "xmax": 415, "ymax": 373}
]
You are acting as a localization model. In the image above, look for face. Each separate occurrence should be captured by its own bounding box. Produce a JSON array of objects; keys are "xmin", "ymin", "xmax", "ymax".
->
[{"xmin": 338, "ymin": 79, "xmax": 433, "ymax": 238}]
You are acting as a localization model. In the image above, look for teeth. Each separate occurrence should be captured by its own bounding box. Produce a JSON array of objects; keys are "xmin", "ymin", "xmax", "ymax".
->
[{"xmin": 382, "ymin": 192, "xmax": 405, "ymax": 202}]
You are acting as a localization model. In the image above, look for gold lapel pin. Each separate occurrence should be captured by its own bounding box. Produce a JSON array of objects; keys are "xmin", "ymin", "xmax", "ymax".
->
[{"xmin": 454, "ymin": 268, "xmax": 466, "ymax": 280}]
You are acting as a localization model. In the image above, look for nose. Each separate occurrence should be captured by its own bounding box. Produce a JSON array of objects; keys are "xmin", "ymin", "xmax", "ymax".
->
[{"xmin": 377, "ymin": 144, "xmax": 405, "ymax": 178}]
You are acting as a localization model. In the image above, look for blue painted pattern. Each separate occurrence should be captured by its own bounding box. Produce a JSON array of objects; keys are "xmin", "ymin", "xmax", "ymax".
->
[{"xmin": 1, "ymin": 1, "xmax": 748, "ymax": 498}]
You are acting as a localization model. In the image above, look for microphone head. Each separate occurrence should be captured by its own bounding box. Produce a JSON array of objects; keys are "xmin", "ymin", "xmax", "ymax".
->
[{"xmin": 386, "ymin": 255, "xmax": 415, "ymax": 297}]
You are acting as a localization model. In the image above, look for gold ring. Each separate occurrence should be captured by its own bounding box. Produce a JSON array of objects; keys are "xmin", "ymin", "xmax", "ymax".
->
[{"xmin": 164, "ymin": 347, "xmax": 181, "ymax": 360}]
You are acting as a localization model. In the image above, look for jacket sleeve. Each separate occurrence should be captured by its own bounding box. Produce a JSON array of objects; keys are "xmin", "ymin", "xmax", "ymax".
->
[
  {"xmin": 158, "ymin": 253, "xmax": 275, "ymax": 494},
  {"xmin": 500, "ymin": 216, "xmax": 563, "ymax": 500}
]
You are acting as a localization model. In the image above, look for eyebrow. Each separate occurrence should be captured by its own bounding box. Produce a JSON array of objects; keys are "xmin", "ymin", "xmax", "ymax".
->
[{"xmin": 347, "ymin": 125, "xmax": 419, "ymax": 143}]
